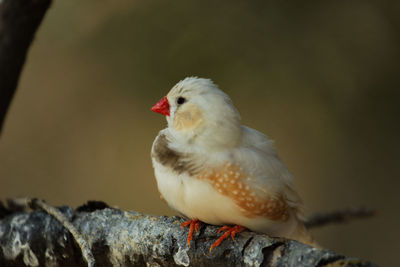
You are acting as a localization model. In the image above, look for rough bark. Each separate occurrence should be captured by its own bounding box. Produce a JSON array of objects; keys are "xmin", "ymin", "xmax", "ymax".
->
[
  {"xmin": 0, "ymin": 0, "xmax": 52, "ymax": 135},
  {"xmin": 0, "ymin": 201, "xmax": 377, "ymax": 267}
]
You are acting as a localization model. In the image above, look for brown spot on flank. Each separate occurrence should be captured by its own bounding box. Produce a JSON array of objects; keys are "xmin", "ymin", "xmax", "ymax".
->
[{"xmin": 198, "ymin": 163, "xmax": 290, "ymax": 221}]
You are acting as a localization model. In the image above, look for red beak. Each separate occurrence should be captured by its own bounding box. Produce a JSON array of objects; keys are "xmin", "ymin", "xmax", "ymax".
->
[{"xmin": 151, "ymin": 96, "xmax": 170, "ymax": 116}]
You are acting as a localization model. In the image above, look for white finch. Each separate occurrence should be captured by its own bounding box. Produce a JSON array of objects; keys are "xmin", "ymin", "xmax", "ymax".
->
[{"xmin": 151, "ymin": 77, "xmax": 316, "ymax": 250}]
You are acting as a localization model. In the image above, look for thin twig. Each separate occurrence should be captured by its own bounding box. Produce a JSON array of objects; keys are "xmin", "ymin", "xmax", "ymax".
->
[
  {"xmin": 305, "ymin": 207, "xmax": 377, "ymax": 229},
  {"xmin": 29, "ymin": 198, "xmax": 95, "ymax": 267}
]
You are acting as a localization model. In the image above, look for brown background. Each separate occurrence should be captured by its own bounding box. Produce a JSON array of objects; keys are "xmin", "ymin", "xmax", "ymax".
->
[{"xmin": 1, "ymin": 1, "xmax": 399, "ymax": 266}]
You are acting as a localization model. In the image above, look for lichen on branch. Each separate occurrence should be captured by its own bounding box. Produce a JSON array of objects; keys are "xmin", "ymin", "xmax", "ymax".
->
[{"xmin": 0, "ymin": 201, "xmax": 376, "ymax": 267}]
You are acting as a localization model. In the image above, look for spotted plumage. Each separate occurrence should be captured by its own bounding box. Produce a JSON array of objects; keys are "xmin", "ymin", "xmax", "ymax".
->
[
  {"xmin": 151, "ymin": 77, "xmax": 317, "ymax": 248},
  {"xmin": 198, "ymin": 163, "xmax": 290, "ymax": 221}
]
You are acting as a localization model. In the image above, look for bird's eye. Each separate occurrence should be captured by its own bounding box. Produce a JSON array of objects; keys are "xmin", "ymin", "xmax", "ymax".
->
[{"xmin": 176, "ymin": 97, "xmax": 186, "ymax": 105}]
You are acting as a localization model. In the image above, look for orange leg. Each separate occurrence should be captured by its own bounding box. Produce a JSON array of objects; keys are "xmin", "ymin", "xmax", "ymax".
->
[
  {"xmin": 210, "ymin": 225, "xmax": 245, "ymax": 252},
  {"xmin": 181, "ymin": 219, "xmax": 201, "ymax": 247}
]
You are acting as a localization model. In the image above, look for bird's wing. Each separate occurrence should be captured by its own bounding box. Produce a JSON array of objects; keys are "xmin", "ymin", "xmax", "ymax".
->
[
  {"xmin": 241, "ymin": 126, "xmax": 276, "ymax": 155},
  {"xmin": 234, "ymin": 126, "xmax": 304, "ymax": 213}
]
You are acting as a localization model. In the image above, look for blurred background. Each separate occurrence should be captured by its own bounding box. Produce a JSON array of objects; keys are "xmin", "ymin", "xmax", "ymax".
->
[{"xmin": 0, "ymin": 0, "xmax": 399, "ymax": 265}]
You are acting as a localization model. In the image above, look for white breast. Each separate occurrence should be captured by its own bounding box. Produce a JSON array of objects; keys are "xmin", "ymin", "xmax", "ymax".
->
[{"xmin": 152, "ymin": 160, "xmax": 239, "ymax": 225}]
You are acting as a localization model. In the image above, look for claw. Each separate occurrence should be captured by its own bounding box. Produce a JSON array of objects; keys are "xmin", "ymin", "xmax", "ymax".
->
[
  {"xmin": 181, "ymin": 219, "xmax": 201, "ymax": 248},
  {"xmin": 210, "ymin": 225, "xmax": 245, "ymax": 252},
  {"xmin": 217, "ymin": 225, "xmax": 230, "ymax": 234}
]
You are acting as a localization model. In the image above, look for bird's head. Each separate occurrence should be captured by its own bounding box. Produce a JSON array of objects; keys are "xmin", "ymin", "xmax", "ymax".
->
[{"xmin": 152, "ymin": 77, "xmax": 242, "ymax": 151}]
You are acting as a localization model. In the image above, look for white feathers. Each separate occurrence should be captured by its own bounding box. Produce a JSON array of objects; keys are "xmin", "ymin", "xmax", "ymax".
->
[{"xmin": 165, "ymin": 77, "xmax": 242, "ymax": 152}]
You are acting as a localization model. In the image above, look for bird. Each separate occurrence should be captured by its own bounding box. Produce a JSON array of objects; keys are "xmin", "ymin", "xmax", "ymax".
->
[{"xmin": 150, "ymin": 77, "xmax": 317, "ymax": 251}]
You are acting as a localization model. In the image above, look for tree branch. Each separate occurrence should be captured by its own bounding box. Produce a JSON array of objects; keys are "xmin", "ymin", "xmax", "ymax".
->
[
  {"xmin": 0, "ymin": 0, "xmax": 52, "ymax": 135},
  {"xmin": 305, "ymin": 207, "xmax": 377, "ymax": 229},
  {"xmin": 0, "ymin": 200, "xmax": 377, "ymax": 267}
]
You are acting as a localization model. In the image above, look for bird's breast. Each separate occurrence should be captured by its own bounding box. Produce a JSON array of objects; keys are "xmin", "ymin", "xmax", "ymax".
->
[{"xmin": 152, "ymin": 160, "xmax": 241, "ymax": 225}]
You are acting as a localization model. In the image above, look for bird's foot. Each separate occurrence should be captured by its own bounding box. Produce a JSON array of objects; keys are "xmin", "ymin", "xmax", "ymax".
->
[
  {"xmin": 209, "ymin": 225, "xmax": 245, "ymax": 252},
  {"xmin": 181, "ymin": 219, "xmax": 201, "ymax": 247}
]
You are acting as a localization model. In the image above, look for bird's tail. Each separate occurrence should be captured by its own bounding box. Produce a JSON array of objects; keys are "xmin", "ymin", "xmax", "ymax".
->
[{"xmin": 290, "ymin": 217, "xmax": 320, "ymax": 248}]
